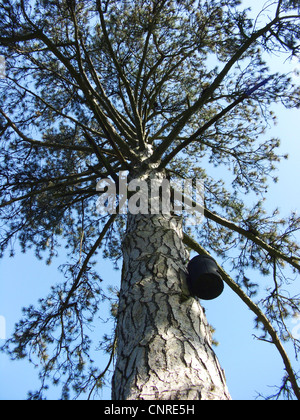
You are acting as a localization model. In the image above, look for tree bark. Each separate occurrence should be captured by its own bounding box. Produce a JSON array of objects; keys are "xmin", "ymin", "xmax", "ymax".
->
[{"xmin": 112, "ymin": 198, "xmax": 231, "ymax": 400}]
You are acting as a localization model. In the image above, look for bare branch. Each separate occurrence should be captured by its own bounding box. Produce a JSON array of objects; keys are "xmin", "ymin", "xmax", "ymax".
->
[
  {"xmin": 0, "ymin": 172, "xmax": 98, "ymax": 209},
  {"xmin": 96, "ymin": 0, "xmax": 146, "ymax": 150},
  {"xmin": 0, "ymin": 108, "xmax": 93, "ymax": 153},
  {"xmin": 150, "ymin": 18, "xmax": 280, "ymax": 164},
  {"xmin": 203, "ymin": 207, "xmax": 300, "ymax": 274},
  {"xmin": 183, "ymin": 232, "xmax": 300, "ymax": 400},
  {"xmin": 62, "ymin": 211, "xmax": 118, "ymax": 312}
]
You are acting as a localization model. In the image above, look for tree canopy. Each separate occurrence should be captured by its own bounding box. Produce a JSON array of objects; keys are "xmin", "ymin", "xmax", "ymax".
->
[{"xmin": 0, "ymin": 0, "xmax": 300, "ymax": 399}]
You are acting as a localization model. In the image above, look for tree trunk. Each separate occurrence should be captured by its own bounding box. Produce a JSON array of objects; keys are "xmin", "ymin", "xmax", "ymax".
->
[{"xmin": 112, "ymin": 206, "xmax": 231, "ymax": 400}]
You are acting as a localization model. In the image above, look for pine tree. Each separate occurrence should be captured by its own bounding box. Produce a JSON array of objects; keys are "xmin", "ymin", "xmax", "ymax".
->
[{"xmin": 0, "ymin": 0, "xmax": 300, "ymax": 400}]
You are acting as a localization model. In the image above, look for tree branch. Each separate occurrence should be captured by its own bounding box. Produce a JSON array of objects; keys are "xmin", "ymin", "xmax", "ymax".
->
[
  {"xmin": 79, "ymin": 40, "xmax": 137, "ymax": 145},
  {"xmin": 183, "ymin": 232, "xmax": 300, "ymax": 400},
  {"xmin": 0, "ymin": 174, "xmax": 98, "ymax": 209},
  {"xmin": 150, "ymin": 18, "xmax": 280, "ymax": 165},
  {"xmin": 62, "ymin": 211, "xmax": 118, "ymax": 313},
  {"xmin": 203, "ymin": 207, "xmax": 300, "ymax": 274},
  {"xmin": 0, "ymin": 32, "xmax": 40, "ymax": 45},
  {"xmin": 82, "ymin": 130, "xmax": 120, "ymax": 184},
  {"xmin": 174, "ymin": 180, "xmax": 300, "ymax": 273},
  {"xmin": 96, "ymin": 0, "xmax": 146, "ymax": 150},
  {"xmin": 160, "ymin": 77, "xmax": 274, "ymax": 168},
  {"xmin": 19, "ymin": 0, "xmax": 136, "ymax": 163},
  {"xmin": 0, "ymin": 108, "xmax": 93, "ymax": 153}
]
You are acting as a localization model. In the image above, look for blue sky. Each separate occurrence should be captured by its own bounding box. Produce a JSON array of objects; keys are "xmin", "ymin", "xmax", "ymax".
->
[{"xmin": 1, "ymin": 2, "xmax": 300, "ymax": 401}]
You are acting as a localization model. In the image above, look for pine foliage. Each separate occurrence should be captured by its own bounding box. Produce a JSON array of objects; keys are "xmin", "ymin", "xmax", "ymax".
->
[{"xmin": 0, "ymin": 0, "xmax": 300, "ymax": 399}]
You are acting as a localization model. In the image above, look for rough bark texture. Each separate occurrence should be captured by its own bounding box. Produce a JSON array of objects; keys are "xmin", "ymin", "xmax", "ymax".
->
[{"xmin": 112, "ymin": 208, "xmax": 231, "ymax": 400}]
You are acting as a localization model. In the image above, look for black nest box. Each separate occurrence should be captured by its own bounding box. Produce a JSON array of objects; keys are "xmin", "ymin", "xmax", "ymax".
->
[{"xmin": 187, "ymin": 255, "xmax": 224, "ymax": 300}]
